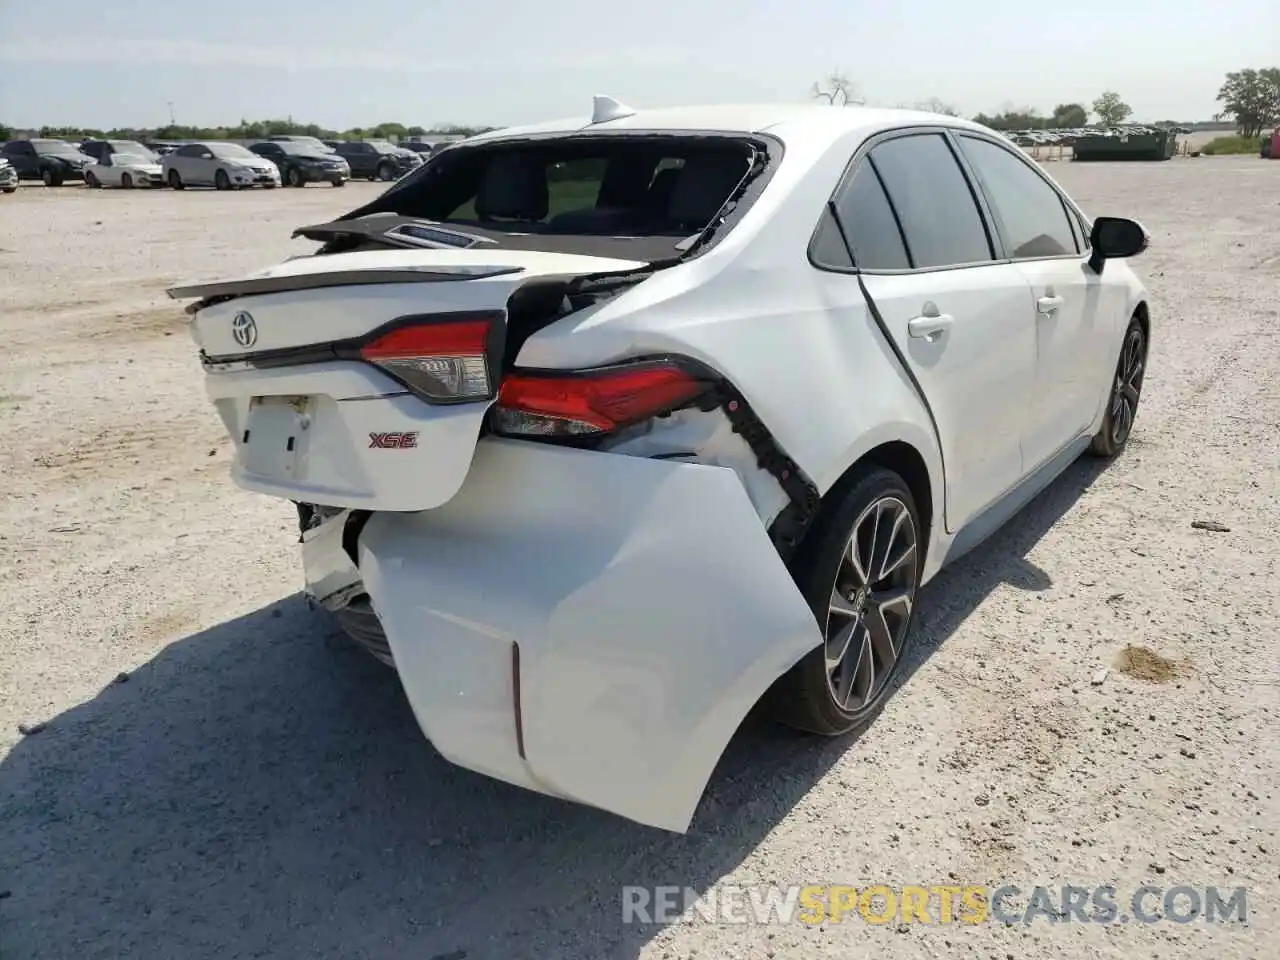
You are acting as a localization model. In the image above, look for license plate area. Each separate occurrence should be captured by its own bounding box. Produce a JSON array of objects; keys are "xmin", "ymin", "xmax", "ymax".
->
[{"xmin": 240, "ymin": 395, "xmax": 310, "ymax": 480}]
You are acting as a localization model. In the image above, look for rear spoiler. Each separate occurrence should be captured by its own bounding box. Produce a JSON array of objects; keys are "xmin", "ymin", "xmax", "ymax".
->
[{"xmin": 166, "ymin": 265, "xmax": 523, "ymax": 312}]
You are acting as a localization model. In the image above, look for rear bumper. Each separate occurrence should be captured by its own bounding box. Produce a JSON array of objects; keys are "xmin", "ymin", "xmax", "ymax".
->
[{"xmin": 304, "ymin": 438, "xmax": 822, "ymax": 832}]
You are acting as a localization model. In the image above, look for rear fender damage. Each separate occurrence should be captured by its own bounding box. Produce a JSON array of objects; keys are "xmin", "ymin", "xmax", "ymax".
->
[{"xmin": 357, "ymin": 439, "xmax": 823, "ymax": 832}]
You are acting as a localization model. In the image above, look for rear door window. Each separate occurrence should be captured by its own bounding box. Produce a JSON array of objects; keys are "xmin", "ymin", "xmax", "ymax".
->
[
  {"xmin": 868, "ymin": 133, "xmax": 993, "ymax": 269},
  {"xmin": 812, "ymin": 164, "xmax": 911, "ymax": 271},
  {"xmin": 957, "ymin": 135, "xmax": 1078, "ymax": 258}
]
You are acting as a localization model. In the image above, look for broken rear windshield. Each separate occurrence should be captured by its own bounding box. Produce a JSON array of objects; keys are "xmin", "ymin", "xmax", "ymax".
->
[{"xmin": 351, "ymin": 136, "xmax": 763, "ymax": 243}]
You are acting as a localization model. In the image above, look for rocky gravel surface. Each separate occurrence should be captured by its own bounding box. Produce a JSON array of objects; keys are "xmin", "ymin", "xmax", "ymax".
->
[{"xmin": 1, "ymin": 159, "xmax": 1276, "ymax": 959}]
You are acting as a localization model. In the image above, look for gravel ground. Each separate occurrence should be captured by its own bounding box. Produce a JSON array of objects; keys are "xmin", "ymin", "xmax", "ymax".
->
[{"xmin": 1, "ymin": 160, "xmax": 1277, "ymax": 960}]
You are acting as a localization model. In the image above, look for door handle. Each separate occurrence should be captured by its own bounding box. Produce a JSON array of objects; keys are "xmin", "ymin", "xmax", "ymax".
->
[
  {"xmin": 907, "ymin": 314, "xmax": 954, "ymax": 342},
  {"xmin": 1037, "ymin": 295, "xmax": 1064, "ymax": 315}
]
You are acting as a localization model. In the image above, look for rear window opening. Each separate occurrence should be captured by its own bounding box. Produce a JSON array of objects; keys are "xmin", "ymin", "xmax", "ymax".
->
[{"xmin": 343, "ymin": 135, "xmax": 765, "ymax": 245}]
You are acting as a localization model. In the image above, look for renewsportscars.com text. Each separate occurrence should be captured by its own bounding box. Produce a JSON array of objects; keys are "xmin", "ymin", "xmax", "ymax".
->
[{"xmin": 622, "ymin": 884, "xmax": 1249, "ymax": 926}]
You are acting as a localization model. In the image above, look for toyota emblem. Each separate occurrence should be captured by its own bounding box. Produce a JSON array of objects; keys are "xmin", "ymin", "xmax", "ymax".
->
[{"xmin": 231, "ymin": 311, "xmax": 258, "ymax": 348}]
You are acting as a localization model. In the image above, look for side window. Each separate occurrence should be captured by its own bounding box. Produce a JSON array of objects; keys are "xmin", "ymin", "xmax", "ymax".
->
[
  {"xmin": 842, "ymin": 165, "xmax": 910, "ymax": 270},
  {"xmin": 868, "ymin": 133, "xmax": 993, "ymax": 269},
  {"xmin": 177, "ymin": 144, "xmax": 203, "ymax": 158},
  {"xmin": 957, "ymin": 136, "xmax": 1077, "ymax": 258}
]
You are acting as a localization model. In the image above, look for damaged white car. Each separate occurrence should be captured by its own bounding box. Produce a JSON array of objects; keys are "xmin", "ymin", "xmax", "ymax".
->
[{"xmin": 170, "ymin": 98, "xmax": 1151, "ymax": 832}]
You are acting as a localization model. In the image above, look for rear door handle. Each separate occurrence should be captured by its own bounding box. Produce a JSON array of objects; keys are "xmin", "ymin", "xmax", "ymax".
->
[
  {"xmin": 907, "ymin": 314, "xmax": 954, "ymax": 341},
  {"xmin": 1037, "ymin": 295, "xmax": 1064, "ymax": 315}
]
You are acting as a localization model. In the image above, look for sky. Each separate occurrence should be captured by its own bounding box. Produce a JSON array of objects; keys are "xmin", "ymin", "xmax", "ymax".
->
[{"xmin": 0, "ymin": 0, "xmax": 1275, "ymax": 130}]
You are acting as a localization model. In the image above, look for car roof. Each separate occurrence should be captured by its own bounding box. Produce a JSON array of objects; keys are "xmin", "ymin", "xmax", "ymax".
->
[{"xmin": 465, "ymin": 103, "xmax": 993, "ymax": 148}]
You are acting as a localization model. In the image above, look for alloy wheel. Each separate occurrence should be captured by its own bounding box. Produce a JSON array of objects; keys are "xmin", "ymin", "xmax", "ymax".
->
[
  {"xmin": 1109, "ymin": 327, "xmax": 1145, "ymax": 446},
  {"xmin": 824, "ymin": 496, "xmax": 918, "ymax": 714}
]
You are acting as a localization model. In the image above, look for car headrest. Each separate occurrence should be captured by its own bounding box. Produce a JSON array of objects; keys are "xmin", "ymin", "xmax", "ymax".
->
[
  {"xmin": 666, "ymin": 152, "xmax": 749, "ymax": 228},
  {"xmin": 475, "ymin": 154, "xmax": 549, "ymax": 222}
]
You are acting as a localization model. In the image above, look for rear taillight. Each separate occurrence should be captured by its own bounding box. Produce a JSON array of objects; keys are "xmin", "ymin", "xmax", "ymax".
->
[
  {"xmin": 359, "ymin": 313, "xmax": 499, "ymax": 403},
  {"xmin": 490, "ymin": 360, "xmax": 710, "ymax": 438}
]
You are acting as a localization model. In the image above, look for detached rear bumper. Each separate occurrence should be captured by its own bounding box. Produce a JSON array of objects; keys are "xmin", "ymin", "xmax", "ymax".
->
[{"xmin": 308, "ymin": 438, "xmax": 821, "ymax": 832}]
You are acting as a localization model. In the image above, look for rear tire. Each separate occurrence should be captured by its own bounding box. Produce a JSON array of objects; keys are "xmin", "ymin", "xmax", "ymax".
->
[
  {"xmin": 767, "ymin": 466, "xmax": 923, "ymax": 736},
  {"xmin": 1089, "ymin": 318, "xmax": 1147, "ymax": 457}
]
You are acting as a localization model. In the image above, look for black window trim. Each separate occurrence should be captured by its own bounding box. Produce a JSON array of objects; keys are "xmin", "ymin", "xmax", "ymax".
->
[
  {"xmin": 807, "ymin": 125, "xmax": 1003, "ymax": 277},
  {"xmin": 952, "ymin": 131, "xmax": 1088, "ymax": 264}
]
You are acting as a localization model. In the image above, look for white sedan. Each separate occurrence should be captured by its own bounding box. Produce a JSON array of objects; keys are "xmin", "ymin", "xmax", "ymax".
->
[
  {"xmin": 80, "ymin": 140, "xmax": 165, "ymax": 188},
  {"xmin": 170, "ymin": 98, "xmax": 1151, "ymax": 832}
]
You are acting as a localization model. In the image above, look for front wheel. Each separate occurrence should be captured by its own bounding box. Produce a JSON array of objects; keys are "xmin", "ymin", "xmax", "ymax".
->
[
  {"xmin": 121, "ymin": 172, "xmax": 134, "ymax": 190},
  {"xmin": 214, "ymin": 169, "xmax": 231, "ymax": 191},
  {"xmin": 1, "ymin": 187, "xmax": 16, "ymax": 194},
  {"xmin": 287, "ymin": 166, "xmax": 305, "ymax": 188},
  {"xmin": 1089, "ymin": 318, "xmax": 1147, "ymax": 457},
  {"xmin": 376, "ymin": 161, "xmax": 394, "ymax": 182},
  {"xmin": 767, "ymin": 466, "xmax": 922, "ymax": 736},
  {"xmin": 168, "ymin": 169, "xmax": 184, "ymax": 190},
  {"xmin": 41, "ymin": 168, "xmax": 63, "ymax": 187},
  {"xmin": 85, "ymin": 170, "xmax": 101, "ymax": 188}
]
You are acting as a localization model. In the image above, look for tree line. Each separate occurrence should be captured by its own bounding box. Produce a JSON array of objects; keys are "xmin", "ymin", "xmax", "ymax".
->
[
  {"xmin": 7, "ymin": 66, "xmax": 1276, "ymax": 145},
  {"xmin": 0, "ymin": 119, "xmax": 497, "ymax": 143},
  {"xmin": 811, "ymin": 67, "xmax": 1280, "ymax": 138}
]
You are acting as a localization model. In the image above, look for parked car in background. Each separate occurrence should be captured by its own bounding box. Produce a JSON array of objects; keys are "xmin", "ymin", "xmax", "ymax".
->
[
  {"xmin": 161, "ymin": 141, "xmax": 280, "ymax": 190},
  {"xmin": 0, "ymin": 138, "xmax": 96, "ymax": 186},
  {"xmin": 145, "ymin": 142, "xmax": 183, "ymax": 157},
  {"xmin": 169, "ymin": 99, "xmax": 1152, "ymax": 832},
  {"xmin": 266, "ymin": 134, "xmax": 334, "ymax": 153},
  {"xmin": 0, "ymin": 156, "xmax": 17, "ymax": 193},
  {"xmin": 79, "ymin": 140, "xmax": 165, "ymax": 188},
  {"xmin": 325, "ymin": 139, "xmax": 422, "ymax": 181},
  {"xmin": 249, "ymin": 140, "xmax": 349, "ymax": 187}
]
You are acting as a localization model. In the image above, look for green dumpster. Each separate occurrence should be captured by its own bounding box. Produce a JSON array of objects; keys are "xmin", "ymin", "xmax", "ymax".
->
[{"xmin": 1072, "ymin": 129, "xmax": 1177, "ymax": 161}]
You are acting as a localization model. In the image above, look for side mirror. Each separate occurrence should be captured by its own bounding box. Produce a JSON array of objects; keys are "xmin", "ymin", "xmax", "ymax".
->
[{"xmin": 1088, "ymin": 216, "xmax": 1148, "ymax": 274}]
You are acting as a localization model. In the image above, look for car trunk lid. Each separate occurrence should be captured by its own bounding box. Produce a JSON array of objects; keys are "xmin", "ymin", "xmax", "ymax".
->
[{"xmin": 170, "ymin": 248, "xmax": 648, "ymax": 512}]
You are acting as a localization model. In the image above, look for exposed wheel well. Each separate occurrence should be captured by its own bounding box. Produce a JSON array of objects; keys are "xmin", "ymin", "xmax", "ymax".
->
[
  {"xmin": 861, "ymin": 441, "xmax": 934, "ymax": 554},
  {"xmin": 805, "ymin": 441, "xmax": 934, "ymax": 571}
]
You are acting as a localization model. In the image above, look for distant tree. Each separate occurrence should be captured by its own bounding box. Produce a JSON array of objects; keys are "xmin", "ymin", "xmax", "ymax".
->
[
  {"xmin": 914, "ymin": 98, "xmax": 960, "ymax": 116},
  {"xmin": 811, "ymin": 71, "xmax": 864, "ymax": 106},
  {"xmin": 0, "ymin": 122, "xmax": 12, "ymax": 140},
  {"xmin": 1092, "ymin": 91, "xmax": 1132, "ymax": 127},
  {"xmin": 406, "ymin": 125, "xmax": 426, "ymax": 136},
  {"xmin": 972, "ymin": 108, "xmax": 1046, "ymax": 131},
  {"xmin": 1051, "ymin": 103, "xmax": 1088, "ymax": 128},
  {"xmin": 1215, "ymin": 67, "xmax": 1280, "ymax": 138}
]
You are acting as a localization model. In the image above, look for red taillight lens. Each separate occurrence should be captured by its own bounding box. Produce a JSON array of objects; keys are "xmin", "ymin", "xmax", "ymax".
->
[
  {"xmin": 491, "ymin": 362, "xmax": 710, "ymax": 438},
  {"xmin": 359, "ymin": 315, "xmax": 496, "ymax": 403}
]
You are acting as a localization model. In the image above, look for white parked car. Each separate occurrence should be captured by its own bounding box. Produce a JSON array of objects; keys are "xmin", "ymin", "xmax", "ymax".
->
[
  {"xmin": 161, "ymin": 141, "xmax": 280, "ymax": 190},
  {"xmin": 170, "ymin": 99, "xmax": 1150, "ymax": 832},
  {"xmin": 79, "ymin": 140, "xmax": 165, "ymax": 188},
  {"xmin": 0, "ymin": 156, "xmax": 17, "ymax": 193}
]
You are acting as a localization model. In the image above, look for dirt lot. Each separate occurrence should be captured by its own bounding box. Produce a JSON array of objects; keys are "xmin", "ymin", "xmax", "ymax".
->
[{"xmin": 1, "ymin": 160, "xmax": 1277, "ymax": 960}]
